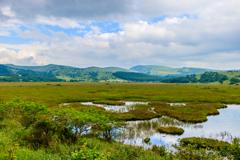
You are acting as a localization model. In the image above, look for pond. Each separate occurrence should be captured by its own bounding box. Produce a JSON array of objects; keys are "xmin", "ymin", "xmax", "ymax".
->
[
  {"xmin": 61, "ymin": 102, "xmax": 240, "ymax": 149},
  {"xmin": 117, "ymin": 104, "xmax": 240, "ymax": 149}
]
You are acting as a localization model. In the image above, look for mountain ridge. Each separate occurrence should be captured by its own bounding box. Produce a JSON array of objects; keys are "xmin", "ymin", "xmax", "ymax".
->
[{"xmin": 130, "ymin": 65, "xmax": 222, "ymax": 77}]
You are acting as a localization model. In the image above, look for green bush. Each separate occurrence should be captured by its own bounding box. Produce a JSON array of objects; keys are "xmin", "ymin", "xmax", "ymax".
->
[
  {"xmin": 3, "ymin": 99, "xmax": 49, "ymax": 129},
  {"xmin": 19, "ymin": 116, "xmax": 75, "ymax": 148}
]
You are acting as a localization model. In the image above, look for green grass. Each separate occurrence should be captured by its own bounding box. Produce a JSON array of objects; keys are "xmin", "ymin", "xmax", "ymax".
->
[
  {"xmin": 158, "ymin": 126, "xmax": 184, "ymax": 135},
  {"xmin": 0, "ymin": 82, "xmax": 240, "ymax": 105},
  {"xmin": 180, "ymin": 137, "xmax": 231, "ymax": 150}
]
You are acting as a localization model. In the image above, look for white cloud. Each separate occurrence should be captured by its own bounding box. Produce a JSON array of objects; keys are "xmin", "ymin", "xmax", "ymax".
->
[
  {"xmin": 0, "ymin": 47, "xmax": 37, "ymax": 65},
  {"xmin": 1, "ymin": 6, "xmax": 15, "ymax": 17},
  {"xmin": 91, "ymin": 26, "xmax": 101, "ymax": 35},
  {"xmin": 36, "ymin": 16, "xmax": 85, "ymax": 29}
]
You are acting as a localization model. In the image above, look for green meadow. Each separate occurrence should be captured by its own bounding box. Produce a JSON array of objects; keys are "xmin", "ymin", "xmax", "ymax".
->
[{"xmin": 0, "ymin": 82, "xmax": 240, "ymax": 104}]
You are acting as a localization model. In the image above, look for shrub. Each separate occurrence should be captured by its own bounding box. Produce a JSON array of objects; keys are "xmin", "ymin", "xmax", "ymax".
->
[
  {"xmin": 3, "ymin": 99, "xmax": 49, "ymax": 128},
  {"xmin": 20, "ymin": 116, "xmax": 75, "ymax": 148}
]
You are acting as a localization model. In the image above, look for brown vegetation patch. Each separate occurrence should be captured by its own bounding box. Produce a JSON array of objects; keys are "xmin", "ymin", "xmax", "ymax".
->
[{"xmin": 151, "ymin": 102, "xmax": 227, "ymax": 123}]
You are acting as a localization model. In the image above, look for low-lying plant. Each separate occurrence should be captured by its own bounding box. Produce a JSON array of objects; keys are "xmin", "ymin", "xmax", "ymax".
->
[
  {"xmin": 180, "ymin": 137, "xmax": 231, "ymax": 150},
  {"xmin": 158, "ymin": 126, "xmax": 184, "ymax": 135}
]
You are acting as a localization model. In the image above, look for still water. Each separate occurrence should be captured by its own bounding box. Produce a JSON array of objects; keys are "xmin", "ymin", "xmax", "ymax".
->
[
  {"xmin": 81, "ymin": 101, "xmax": 150, "ymax": 112},
  {"xmin": 61, "ymin": 102, "xmax": 240, "ymax": 148},
  {"xmin": 118, "ymin": 104, "xmax": 240, "ymax": 149}
]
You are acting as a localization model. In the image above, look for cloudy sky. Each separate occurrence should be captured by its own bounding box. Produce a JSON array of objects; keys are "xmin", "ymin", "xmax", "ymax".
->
[{"xmin": 0, "ymin": 0, "xmax": 239, "ymax": 69}]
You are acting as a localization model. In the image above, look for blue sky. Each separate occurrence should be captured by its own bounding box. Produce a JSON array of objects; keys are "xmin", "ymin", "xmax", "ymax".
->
[{"xmin": 0, "ymin": 0, "xmax": 239, "ymax": 69}]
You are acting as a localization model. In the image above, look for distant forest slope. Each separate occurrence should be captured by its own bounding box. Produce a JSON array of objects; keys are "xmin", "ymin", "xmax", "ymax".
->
[
  {"xmin": 0, "ymin": 64, "xmax": 63, "ymax": 82},
  {"xmin": 162, "ymin": 71, "xmax": 240, "ymax": 85},
  {"xmin": 113, "ymin": 71, "xmax": 165, "ymax": 82},
  {"xmin": 130, "ymin": 65, "xmax": 220, "ymax": 77},
  {"xmin": 1, "ymin": 64, "xmax": 238, "ymax": 84},
  {"xmin": 1, "ymin": 64, "xmax": 134, "ymax": 82}
]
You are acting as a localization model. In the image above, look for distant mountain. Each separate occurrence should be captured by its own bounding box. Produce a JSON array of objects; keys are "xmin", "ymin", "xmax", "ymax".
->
[
  {"xmin": 1, "ymin": 64, "xmax": 135, "ymax": 82},
  {"xmin": 0, "ymin": 64, "xmax": 63, "ymax": 82},
  {"xmin": 130, "ymin": 65, "xmax": 220, "ymax": 77},
  {"xmin": 1, "ymin": 64, "xmax": 232, "ymax": 83}
]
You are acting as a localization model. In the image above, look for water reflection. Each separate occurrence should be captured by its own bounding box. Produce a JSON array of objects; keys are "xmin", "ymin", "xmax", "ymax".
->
[
  {"xmin": 60, "ymin": 101, "xmax": 240, "ymax": 149},
  {"xmin": 117, "ymin": 105, "xmax": 240, "ymax": 149},
  {"xmin": 81, "ymin": 101, "xmax": 150, "ymax": 113}
]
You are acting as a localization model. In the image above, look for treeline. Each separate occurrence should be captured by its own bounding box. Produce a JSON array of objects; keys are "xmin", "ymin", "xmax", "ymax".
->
[
  {"xmin": 113, "ymin": 72, "xmax": 165, "ymax": 82},
  {"xmin": 230, "ymin": 77, "xmax": 240, "ymax": 85},
  {"xmin": 162, "ymin": 74, "xmax": 198, "ymax": 83},
  {"xmin": 198, "ymin": 72, "xmax": 228, "ymax": 84},
  {"xmin": 162, "ymin": 72, "xmax": 229, "ymax": 84}
]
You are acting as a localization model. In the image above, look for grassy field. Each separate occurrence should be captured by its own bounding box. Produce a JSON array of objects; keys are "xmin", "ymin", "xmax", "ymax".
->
[{"xmin": 0, "ymin": 82, "xmax": 240, "ymax": 105}]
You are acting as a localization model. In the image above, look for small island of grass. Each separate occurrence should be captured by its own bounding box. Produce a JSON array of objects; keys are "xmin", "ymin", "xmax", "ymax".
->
[
  {"xmin": 92, "ymin": 100, "xmax": 125, "ymax": 106},
  {"xmin": 158, "ymin": 126, "xmax": 184, "ymax": 135},
  {"xmin": 180, "ymin": 137, "xmax": 231, "ymax": 150}
]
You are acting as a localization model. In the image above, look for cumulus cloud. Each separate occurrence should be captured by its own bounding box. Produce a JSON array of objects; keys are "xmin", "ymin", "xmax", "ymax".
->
[{"xmin": 0, "ymin": 47, "xmax": 36, "ymax": 65}]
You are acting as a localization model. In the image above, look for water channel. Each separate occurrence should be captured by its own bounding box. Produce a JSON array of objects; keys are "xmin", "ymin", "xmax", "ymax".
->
[{"xmin": 61, "ymin": 102, "xmax": 240, "ymax": 149}]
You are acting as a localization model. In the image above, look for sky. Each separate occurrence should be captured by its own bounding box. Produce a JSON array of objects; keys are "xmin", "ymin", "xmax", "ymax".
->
[{"xmin": 0, "ymin": 0, "xmax": 239, "ymax": 69}]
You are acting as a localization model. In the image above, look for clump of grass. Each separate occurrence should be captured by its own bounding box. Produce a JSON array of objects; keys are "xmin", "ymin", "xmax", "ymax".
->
[
  {"xmin": 152, "ymin": 102, "xmax": 227, "ymax": 123},
  {"xmin": 92, "ymin": 100, "xmax": 125, "ymax": 106},
  {"xmin": 143, "ymin": 137, "xmax": 150, "ymax": 143},
  {"xmin": 158, "ymin": 126, "xmax": 184, "ymax": 135},
  {"xmin": 180, "ymin": 137, "xmax": 231, "ymax": 150},
  {"xmin": 118, "ymin": 108, "xmax": 162, "ymax": 121}
]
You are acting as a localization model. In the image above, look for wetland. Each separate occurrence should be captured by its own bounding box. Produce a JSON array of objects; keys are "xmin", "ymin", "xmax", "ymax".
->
[{"xmin": 0, "ymin": 82, "xmax": 240, "ymax": 159}]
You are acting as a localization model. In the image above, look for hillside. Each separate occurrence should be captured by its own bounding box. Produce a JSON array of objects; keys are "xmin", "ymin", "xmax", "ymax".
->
[
  {"xmin": 0, "ymin": 64, "xmax": 63, "ymax": 82},
  {"xmin": 1, "ymin": 64, "xmax": 238, "ymax": 84},
  {"xmin": 130, "ymin": 65, "xmax": 219, "ymax": 77},
  {"xmin": 162, "ymin": 71, "xmax": 240, "ymax": 85},
  {"xmin": 113, "ymin": 71, "xmax": 165, "ymax": 82},
  {"xmin": 1, "ymin": 64, "xmax": 135, "ymax": 82}
]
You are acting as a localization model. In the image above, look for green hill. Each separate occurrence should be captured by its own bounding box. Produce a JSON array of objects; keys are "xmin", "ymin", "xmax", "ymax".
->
[
  {"xmin": 1, "ymin": 64, "xmax": 135, "ymax": 82},
  {"xmin": 130, "ymin": 65, "xmax": 219, "ymax": 77},
  {"xmin": 0, "ymin": 64, "xmax": 63, "ymax": 82},
  {"xmin": 2, "ymin": 64, "xmax": 237, "ymax": 84},
  {"xmin": 113, "ymin": 72, "xmax": 165, "ymax": 82},
  {"xmin": 162, "ymin": 71, "xmax": 240, "ymax": 85}
]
